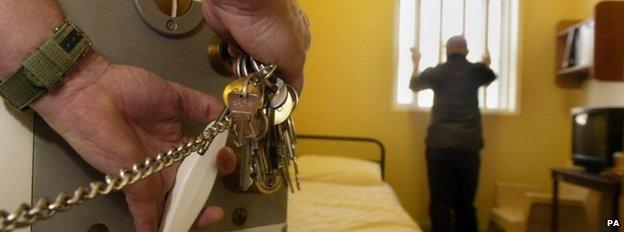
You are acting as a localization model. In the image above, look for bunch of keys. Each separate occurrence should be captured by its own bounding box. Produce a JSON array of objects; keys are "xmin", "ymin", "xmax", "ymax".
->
[
  {"xmin": 0, "ymin": 39, "xmax": 302, "ymax": 232},
  {"xmin": 209, "ymin": 38, "xmax": 301, "ymax": 194}
]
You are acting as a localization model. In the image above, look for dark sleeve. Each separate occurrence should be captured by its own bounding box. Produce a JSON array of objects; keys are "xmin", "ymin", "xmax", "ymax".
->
[
  {"xmin": 409, "ymin": 67, "xmax": 436, "ymax": 91},
  {"xmin": 473, "ymin": 63, "xmax": 497, "ymax": 86}
]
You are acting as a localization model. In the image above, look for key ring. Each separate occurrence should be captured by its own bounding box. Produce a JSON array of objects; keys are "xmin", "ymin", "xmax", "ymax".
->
[
  {"xmin": 240, "ymin": 55, "xmax": 249, "ymax": 77},
  {"xmin": 233, "ymin": 55, "xmax": 243, "ymax": 77},
  {"xmin": 258, "ymin": 65, "xmax": 278, "ymax": 81},
  {"xmin": 250, "ymin": 56, "xmax": 267, "ymax": 74},
  {"xmin": 286, "ymin": 84, "xmax": 299, "ymax": 109},
  {"xmin": 241, "ymin": 79, "xmax": 249, "ymax": 99}
]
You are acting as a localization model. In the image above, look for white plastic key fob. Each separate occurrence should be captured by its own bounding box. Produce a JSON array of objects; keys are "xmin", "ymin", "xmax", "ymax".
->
[{"xmin": 159, "ymin": 125, "xmax": 229, "ymax": 232}]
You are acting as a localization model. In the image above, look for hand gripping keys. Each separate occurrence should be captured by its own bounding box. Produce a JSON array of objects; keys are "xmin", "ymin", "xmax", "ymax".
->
[
  {"xmin": 0, "ymin": 40, "xmax": 301, "ymax": 232},
  {"xmin": 160, "ymin": 60, "xmax": 299, "ymax": 231},
  {"xmin": 217, "ymin": 52, "xmax": 301, "ymax": 194},
  {"xmin": 159, "ymin": 39, "xmax": 301, "ymax": 231}
]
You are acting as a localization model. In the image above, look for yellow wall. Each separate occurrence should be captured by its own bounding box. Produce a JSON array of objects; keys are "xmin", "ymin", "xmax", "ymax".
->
[{"xmin": 295, "ymin": 0, "xmax": 591, "ymax": 228}]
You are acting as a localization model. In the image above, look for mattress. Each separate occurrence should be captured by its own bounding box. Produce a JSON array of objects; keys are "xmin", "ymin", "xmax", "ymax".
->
[{"xmin": 287, "ymin": 155, "xmax": 421, "ymax": 232}]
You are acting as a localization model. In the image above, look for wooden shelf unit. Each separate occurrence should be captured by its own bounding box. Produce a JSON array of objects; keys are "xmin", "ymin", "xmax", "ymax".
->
[
  {"xmin": 555, "ymin": 1, "xmax": 624, "ymax": 88},
  {"xmin": 556, "ymin": 20, "xmax": 592, "ymax": 88},
  {"xmin": 594, "ymin": 1, "xmax": 624, "ymax": 82},
  {"xmin": 557, "ymin": 65, "xmax": 591, "ymax": 76}
]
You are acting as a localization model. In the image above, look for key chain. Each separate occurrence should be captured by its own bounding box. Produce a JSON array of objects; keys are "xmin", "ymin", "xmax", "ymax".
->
[
  {"xmin": 0, "ymin": 106, "xmax": 234, "ymax": 232},
  {"xmin": 0, "ymin": 45, "xmax": 301, "ymax": 231}
]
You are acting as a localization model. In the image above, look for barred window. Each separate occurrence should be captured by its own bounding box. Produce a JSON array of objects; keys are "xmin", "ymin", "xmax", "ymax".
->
[{"xmin": 395, "ymin": 0, "xmax": 519, "ymax": 113}]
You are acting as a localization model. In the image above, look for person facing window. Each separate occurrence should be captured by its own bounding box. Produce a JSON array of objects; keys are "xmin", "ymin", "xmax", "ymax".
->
[{"xmin": 410, "ymin": 35, "xmax": 495, "ymax": 232}]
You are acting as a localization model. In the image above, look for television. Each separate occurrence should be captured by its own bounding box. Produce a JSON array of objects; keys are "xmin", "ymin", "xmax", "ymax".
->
[{"xmin": 572, "ymin": 107, "xmax": 624, "ymax": 173}]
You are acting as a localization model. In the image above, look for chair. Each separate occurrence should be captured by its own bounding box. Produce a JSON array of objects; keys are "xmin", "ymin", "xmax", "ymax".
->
[{"xmin": 488, "ymin": 182, "xmax": 599, "ymax": 232}]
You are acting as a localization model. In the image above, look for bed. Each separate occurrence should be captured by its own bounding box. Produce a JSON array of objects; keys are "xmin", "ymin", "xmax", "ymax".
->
[{"xmin": 287, "ymin": 135, "xmax": 422, "ymax": 232}]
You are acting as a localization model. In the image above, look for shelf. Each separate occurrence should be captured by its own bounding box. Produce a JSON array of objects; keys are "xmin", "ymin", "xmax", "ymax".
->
[
  {"xmin": 556, "ymin": 20, "xmax": 587, "ymax": 37},
  {"xmin": 556, "ymin": 65, "xmax": 591, "ymax": 88},
  {"xmin": 555, "ymin": 20, "xmax": 591, "ymax": 88},
  {"xmin": 555, "ymin": 1, "xmax": 624, "ymax": 88},
  {"xmin": 557, "ymin": 65, "xmax": 592, "ymax": 76}
]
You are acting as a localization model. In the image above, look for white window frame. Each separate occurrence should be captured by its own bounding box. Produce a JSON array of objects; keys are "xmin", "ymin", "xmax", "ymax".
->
[{"xmin": 393, "ymin": 0, "xmax": 520, "ymax": 114}]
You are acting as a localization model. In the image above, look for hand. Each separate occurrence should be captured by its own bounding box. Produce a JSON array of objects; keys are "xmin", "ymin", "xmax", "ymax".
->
[
  {"xmin": 482, "ymin": 52, "xmax": 491, "ymax": 67},
  {"xmin": 2, "ymin": 0, "xmax": 310, "ymax": 230},
  {"xmin": 31, "ymin": 53, "xmax": 236, "ymax": 232},
  {"xmin": 0, "ymin": 0, "xmax": 259, "ymax": 231},
  {"xmin": 202, "ymin": 0, "xmax": 310, "ymax": 91},
  {"xmin": 411, "ymin": 47, "xmax": 421, "ymax": 64}
]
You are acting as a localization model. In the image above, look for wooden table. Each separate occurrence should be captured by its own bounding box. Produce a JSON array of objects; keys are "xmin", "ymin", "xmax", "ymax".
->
[{"xmin": 551, "ymin": 168, "xmax": 622, "ymax": 232}]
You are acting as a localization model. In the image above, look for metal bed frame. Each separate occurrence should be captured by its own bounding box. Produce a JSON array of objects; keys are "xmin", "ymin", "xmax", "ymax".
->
[{"xmin": 296, "ymin": 134, "xmax": 387, "ymax": 180}]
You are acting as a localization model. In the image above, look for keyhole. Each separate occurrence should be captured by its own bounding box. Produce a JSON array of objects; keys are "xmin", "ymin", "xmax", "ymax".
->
[
  {"xmin": 135, "ymin": 0, "xmax": 203, "ymax": 36},
  {"xmin": 154, "ymin": 0, "xmax": 192, "ymax": 17},
  {"xmin": 87, "ymin": 223, "xmax": 109, "ymax": 232}
]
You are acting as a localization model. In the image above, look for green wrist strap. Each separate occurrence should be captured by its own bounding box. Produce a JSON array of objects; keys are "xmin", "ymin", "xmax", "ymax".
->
[{"xmin": 0, "ymin": 21, "xmax": 91, "ymax": 110}]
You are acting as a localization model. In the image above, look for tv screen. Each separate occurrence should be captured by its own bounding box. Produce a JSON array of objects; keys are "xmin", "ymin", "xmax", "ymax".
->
[
  {"xmin": 573, "ymin": 113, "xmax": 610, "ymax": 158},
  {"xmin": 572, "ymin": 107, "xmax": 623, "ymax": 173}
]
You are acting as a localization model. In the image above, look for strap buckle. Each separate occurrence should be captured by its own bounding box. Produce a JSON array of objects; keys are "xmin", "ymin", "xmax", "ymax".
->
[{"xmin": 0, "ymin": 20, "xmax": 93, "ymax": 110}]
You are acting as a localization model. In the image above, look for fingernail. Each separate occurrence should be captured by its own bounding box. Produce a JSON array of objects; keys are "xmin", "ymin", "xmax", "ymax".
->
[{"xmin": 207, "ymin": 208, "xmax": 224, "ymax": 221}]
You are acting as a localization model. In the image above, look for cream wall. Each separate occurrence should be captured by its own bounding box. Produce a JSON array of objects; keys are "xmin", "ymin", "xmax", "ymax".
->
[
  {"xmin": 295, "ymin": 0, "xmax": 591, "ymax": 229},
  {"xmin": 0, "ymin": 105, "xmax": 33, "ymax": 232}
]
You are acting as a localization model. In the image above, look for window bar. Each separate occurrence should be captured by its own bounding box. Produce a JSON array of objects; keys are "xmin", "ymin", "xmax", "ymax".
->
[
  {"xmin": 484, "ymin": 0, "xmax": 490, "ymax": 53},
  {"xmin": 500, "ymin": 0, "xmax": 511, "ymax": 109},
  {"xmin": 462, "ymin": 0, "xmax": 467, "ymax": 35},
  {"xmin": 438, "ymin": 0, "xmax": 444, "ymax": 63},
  {"xmin": 415, "ymin": 0, "xmax": 422, "ymax": 50},
  {"xmin": 498, "ymin": 0, "xmax": 506, "ymax": 109},
  {"xmin": 497, "ymin": 1, "xmax": 510, "ymax": 108},
  {"xmin": 413, "ymin": 0, "xmax": 422, "ymax": 104},
  {"xmin": 481, "ymin": 0, "xmax": 490, "ymax": 108}
]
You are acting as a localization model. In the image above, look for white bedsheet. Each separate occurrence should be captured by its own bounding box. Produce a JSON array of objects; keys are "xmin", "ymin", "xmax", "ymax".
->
[{"xmin": 288, "ymin": 181, "xmax": 422, "ymax": 232}]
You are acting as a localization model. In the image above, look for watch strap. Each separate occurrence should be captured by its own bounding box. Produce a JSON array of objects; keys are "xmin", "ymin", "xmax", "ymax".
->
[{"xmin": 0, "ymin": 21, "xmax": 91, "ymax": 110}]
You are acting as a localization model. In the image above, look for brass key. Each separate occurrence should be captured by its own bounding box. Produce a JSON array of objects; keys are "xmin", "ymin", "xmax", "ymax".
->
[
  {"xmin": 239, "ymin": 140, "xmax": 255, "ymax": 191},
  {"xmin": 225, "ymin": 76, "xmax": 265, "ymax": 147}
]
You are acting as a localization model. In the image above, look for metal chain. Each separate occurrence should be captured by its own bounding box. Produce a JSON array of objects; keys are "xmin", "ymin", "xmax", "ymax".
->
[{"xmin": 0, "ymin": 114, "xmax": 233, "ymax": 232}]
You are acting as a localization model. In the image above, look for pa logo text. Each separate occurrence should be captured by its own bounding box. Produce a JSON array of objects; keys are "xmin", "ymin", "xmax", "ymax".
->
[{"xmin": 606, "ymin": 219, "xmax": 621, "ymax": 227}]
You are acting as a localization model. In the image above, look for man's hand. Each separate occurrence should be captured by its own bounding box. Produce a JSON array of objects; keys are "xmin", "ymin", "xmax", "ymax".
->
[
  {"xmin": 1, "ymin": 0, "xmax": 310, "ymax": 230},
  {"xmin": 30, "ymin": 53, "xmax": 236, "ymax": 231},
  {"xmin": 1, "ymin": 1, "xmax": 242, "ymax": 231},
  {"xmin": 202, "ymin": 0, "xmax": 310, "ymax": 91},
  {"xmin": 481, "ymin": 52, "xmax": 491, "ymax": 67},
  {"xmin": 411, "ymin": 47, "xmax": 421, "ymax": 64}
]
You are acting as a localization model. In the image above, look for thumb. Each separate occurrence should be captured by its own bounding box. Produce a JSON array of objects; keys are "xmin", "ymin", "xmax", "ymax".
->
[
  {"xmin": 201, "ymin": 0, "xmax": 272, "ymax": 42},
  {"xmin": 217, "ymin": 147, "xmax": 237, "ymax": 176},
  {"xmin": 193, "ymin": 206, "xmax": 224, "ymax": 230},
  {"xmin": 169, "ymin": 82, "xmax": 224, "ymax": 123},
  {"xmin": 202, "ymin": 1, "xmax": 233, "ymax": 43}
]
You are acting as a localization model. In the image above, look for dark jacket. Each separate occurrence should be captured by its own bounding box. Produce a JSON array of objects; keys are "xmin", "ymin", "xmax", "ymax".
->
[{"xmin": 410, "ymin": 54, "xmax": 497, "ymax": 150}]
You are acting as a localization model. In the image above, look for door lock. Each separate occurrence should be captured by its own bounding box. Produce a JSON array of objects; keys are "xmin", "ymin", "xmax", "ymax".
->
[{"xmin": 134, "ymin": 0, "xmax": 204, "ymax": 37}]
